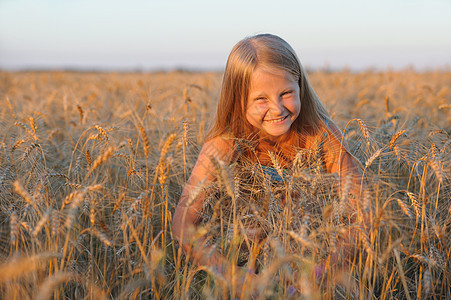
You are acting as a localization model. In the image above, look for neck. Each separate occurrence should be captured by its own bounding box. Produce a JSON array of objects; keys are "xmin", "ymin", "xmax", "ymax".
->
[{"xmin": 259, "ymin": 130, "xmax": 294, "ymax": 146}]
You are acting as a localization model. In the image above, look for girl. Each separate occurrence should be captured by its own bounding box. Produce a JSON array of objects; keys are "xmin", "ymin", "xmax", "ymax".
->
[{"xmin": 172, "ymin": 33, "xmax": 365, "ymax": 294}]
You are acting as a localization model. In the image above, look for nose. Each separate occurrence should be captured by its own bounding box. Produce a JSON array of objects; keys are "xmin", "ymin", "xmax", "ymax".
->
[{"xmin": 268, "ymin": 98, "xmax": 284, "ymax": 115}]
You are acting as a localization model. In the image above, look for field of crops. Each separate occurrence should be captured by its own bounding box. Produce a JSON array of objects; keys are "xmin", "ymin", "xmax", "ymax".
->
[{"xmin": 0, "ymin": 69, "xmax": 450, "ymax": 299}]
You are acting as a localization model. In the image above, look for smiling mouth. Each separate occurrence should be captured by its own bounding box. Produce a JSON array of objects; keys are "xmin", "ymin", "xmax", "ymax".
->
[{"xmin": 264, "ymin": 115, "xmax": 288, "ymax": 123}]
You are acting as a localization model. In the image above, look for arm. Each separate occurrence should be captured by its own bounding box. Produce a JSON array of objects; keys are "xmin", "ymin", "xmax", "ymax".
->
[
  {"xmin": 173, "ymin": 137, "xmax": 258, "ymax": 298},
  {"xmin": 322, "ymin": 119, "xmax": 366, "ymax": 207},
  {"xmin": 172, "ymin": 137, "xmax": 234, "ymax": 271},
  {"xmin": 320, "ymin": 120, "xmax": 371, "ymax": 269}
]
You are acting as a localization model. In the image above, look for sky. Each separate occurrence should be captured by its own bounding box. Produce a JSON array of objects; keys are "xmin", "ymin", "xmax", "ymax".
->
[{"xmin": 1, "ymin": 0, "xmax": 451, "ymax": 71}]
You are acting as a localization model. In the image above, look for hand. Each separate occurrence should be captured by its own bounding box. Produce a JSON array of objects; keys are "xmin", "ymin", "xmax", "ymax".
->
[
  {"xmin": 231, "ymin": 266, "xmax": 258, "ymax": 299},
  {"xmin": 314, "ymin": 263, "xmax": 326, "ymax": 284},
  {"xmin": 242, "ymin": 226, "xmax": 265, "ymax": 242}
]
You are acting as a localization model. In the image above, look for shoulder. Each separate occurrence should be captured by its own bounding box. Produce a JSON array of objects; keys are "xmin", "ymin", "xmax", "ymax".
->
[
  {"xmin": 323, "ymin": 119, "xmax": 352, "ymax": 150},
  {"xmin": 320, "ymin": 118, "xmax": 347, "ymax": 153},
  {"xmin": 199, "ymin": 135, "xmax": 236, "ymax": 164},
  {"xmin": 184, "ymin": 136, "xmax": 235, "ymax": 190},
  {"xmin": 302, "ymin": 119, "xmax": 341, "ymax": 148},
  {"xmin": 321, "ymin": 119, "xmax": 359, "ymax": 173},
  {"xmin": 325, "ymin": 119, "xmax": 342, "ymax": 137}
]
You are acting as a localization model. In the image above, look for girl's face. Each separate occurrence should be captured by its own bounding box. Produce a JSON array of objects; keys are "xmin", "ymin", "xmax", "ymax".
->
[{"xmin": 245, "ymin": 66, "xmax": 301, "ymax": 141}]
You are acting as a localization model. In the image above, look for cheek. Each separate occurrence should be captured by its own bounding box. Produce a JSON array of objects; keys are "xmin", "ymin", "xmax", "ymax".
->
[
  {"xmin": 247, "ymin": 103, "xmax": 267, "ymax": 119},
  {"xmin": 293, "ymin": 98, "xmax": 301, "ymax": 115},
  {"xmin": 286, "ymin": 100, "xmax": 301, "ymax": 122},
  {"xmin": 246, "ymin": 110, "xmax": 259, "ymax": 124}
]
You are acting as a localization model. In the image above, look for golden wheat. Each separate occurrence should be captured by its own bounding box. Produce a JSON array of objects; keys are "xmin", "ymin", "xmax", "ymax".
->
[{"xmin": 0, "ymin": 69, "xmax": 449, "ymax": 299}]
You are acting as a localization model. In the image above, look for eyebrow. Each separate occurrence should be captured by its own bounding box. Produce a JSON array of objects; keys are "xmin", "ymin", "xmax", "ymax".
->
[
  {"xmin": 250, "ymin": 92, "xmax": 267, "ymax": 98},
  {"xmin": 251, "ymin": 88, "xmax": 293, "ymax": 97}
]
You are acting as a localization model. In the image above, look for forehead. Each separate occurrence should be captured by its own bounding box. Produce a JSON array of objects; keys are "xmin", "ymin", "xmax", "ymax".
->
[{"xmin": 249, "ymin": 66, "xmax": 298, "ymax": 92}]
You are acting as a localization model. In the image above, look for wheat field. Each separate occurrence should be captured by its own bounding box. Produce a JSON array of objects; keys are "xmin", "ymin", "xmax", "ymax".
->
[{"xmin": 0, "ymin": 69, "xmax": 450, "ymax": 299}]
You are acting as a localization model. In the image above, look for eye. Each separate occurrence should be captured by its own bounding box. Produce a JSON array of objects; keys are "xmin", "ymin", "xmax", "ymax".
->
[
  {"xmin": 281, "ymin": 90, "xmax": 294, "ymax": 97},
  {"xmin": 255, "ymin": 97, "xmax": 267, "ymax": 102}
]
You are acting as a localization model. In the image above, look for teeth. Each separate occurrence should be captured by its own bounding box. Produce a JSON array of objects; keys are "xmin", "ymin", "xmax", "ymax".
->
[{"xmin": 265, "ymin": 116, "xmax": 286, "ymax": 123}]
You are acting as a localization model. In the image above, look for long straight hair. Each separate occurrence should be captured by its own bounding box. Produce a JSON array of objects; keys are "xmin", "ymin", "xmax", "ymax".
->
[{"xmin": 205, "ymin": 34, "xmax": 329, "ymax": 142}]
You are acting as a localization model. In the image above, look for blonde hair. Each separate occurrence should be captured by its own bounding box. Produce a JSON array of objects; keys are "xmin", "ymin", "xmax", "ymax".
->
[{"xmin": 206, "ymin": 33, "xmax": 329, "ymax": 141}]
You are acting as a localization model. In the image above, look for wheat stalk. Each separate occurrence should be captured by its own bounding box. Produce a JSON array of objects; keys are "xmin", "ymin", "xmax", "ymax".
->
[
  {"xmin": 21, "ymin": 142, "xmax": 40, "ymax": 162},
  {"xmin": 395, "ymin": 198, "xmax": 413, "ymax": 219},
  {"xmin": 15, "ymin": 121, "xmax": 36, "ymax": 139},
  {"xmin": 13, "ymin": 180, "xmax": 41, "ymax": 216},
  {"xmin": 10, "ymin": 210, "xmax": 17, "ymax": 246},
  {"xmin": 0, "ymin": 253, "xmax": 59, "ymax": 283},
  {"xmin": 267, "ymin": 151, "xmax": 285, "ymax": 180},
  {"xmin": 64, "ymin": 189, "xmax": 88, "ymax": 229},
  {"xmin": 91, "ymin": 228, "xmax": 112, "ymax": 247},
  {"xmin": 429, "ymin": 159, "xmax": 443, "ymax": 183},
  {"xmin": 365, "ymin": 148, "xmax": 383, "ymax": 169},
  {"xmin": 11, "ymin": 139, "xmax": 25, "ymax": 154},
  {"xmin": 287, "ymin": 230, "xmax": 318, "ymax": 249},
  {"xmin": 36, "ymin": 272, "xmax": 107, "ymax": 300},
  {"xmin": 77, "ymin": 104, "xmax": 84, "ymax": 124},
  {"xmin": 404, "ymin": 191, "xmax": 420, "ymax": 217},
  {"xmin": 85, "ymin": 149, "xmax": 92, "ymax": 166},
  {"xmin": 127, "ymin": 138, "xmax": 137, "ymax": 157},
  {"xmin": 389, "ymin": 130, "xmax": 406, "ymax": 150},
  {"xmin": 356, "ymin": 119, "xmax": 370, "ymax": 146},
  {"xmin": 27, "ymin": 116, "xmax": 38, "ymax": 140},
  {"xmin": 182, "ymin": 120, "xmax": 189, "ymax": 182},
  {"xmin": 51, "ymin": 210, "xmax": 59, "ymax": 238},
  {"xmin": 33, "ymin": 209, "xmax": 51, "ymax": 237},
  {"xmin": 84, "ymin": 147, "xmax": 115, "ymax": 179},
  {"xmin": 138, "ymin": 125, "xmax": 149, "ymax": 158},
  {"xmin": 94, "ymin": 125, "xmax": 109, "ymax": 141},
  {"xmin": 384, "ymin": 95, "xmax": 390, "ymax": 113},
  {"xmin": 5, "ymin": 96, "xmax": 18, "ymax": 119}
]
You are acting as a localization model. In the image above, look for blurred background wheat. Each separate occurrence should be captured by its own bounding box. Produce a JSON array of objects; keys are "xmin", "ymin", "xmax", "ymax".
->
[{"xmin": 0, "ymin": 69, "xmax": 449, "ymax": 299}]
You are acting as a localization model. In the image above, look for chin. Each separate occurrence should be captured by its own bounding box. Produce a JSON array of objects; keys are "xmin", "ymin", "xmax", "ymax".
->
[
  {"xmin": 265, "ymin": 128, "xmax": 290, "ymax": 138},
  {"xmin": 264, "ymin": 131, "xmax": 290, "ymax": 141}
]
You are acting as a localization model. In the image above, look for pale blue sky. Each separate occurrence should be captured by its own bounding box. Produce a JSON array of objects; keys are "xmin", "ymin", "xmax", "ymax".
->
[{"xmin": 1, "ymin": 0, "xmax": 450, "ymax": 71}]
